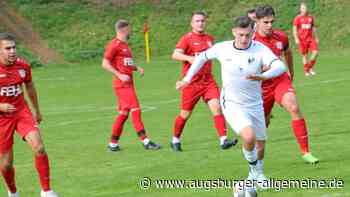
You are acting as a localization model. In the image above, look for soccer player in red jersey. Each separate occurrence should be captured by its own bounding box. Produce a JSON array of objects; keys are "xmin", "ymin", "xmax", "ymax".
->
[
  {"xmin": 170, "ymin": 11, "xmax": 237, "ymax": 151},
  {"xmin": 102, "ymin": 20, "xmax": 161, "ymax": 151},
  {"xmin": 0, "ymin": 33, "xmax": 58, "ymax": 197},
  {"xmin": 253, "ymin": 5, "xmax": 319, "ymax": 164},
  {"xmin": 293, "ymin": 2, "xmax": 319, "ymax": 76}
]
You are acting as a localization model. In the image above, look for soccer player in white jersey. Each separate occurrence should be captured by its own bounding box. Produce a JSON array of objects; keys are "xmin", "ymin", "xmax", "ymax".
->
[{"xmin": 176, "ymin": 16, "xmax": 286, "ymax": 189}]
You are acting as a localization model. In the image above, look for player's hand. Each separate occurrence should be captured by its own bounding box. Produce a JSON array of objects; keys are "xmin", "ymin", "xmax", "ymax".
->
[
  {"xmin": 187, "ymin": 56, "xmax": 195, "ymax": 64},
  {"xmin": 295, "ymin": 39, "xmax": 300, "ymax": 45},
  {"xmin": 117, "ymin": 73, "xmax": 131, "ymax": 82},
  {"xmin": 35, "ymin": 111, "xmax": 43, "ymax": 124},
  {"xmin": 315, "ymin": 39, "xmax": 319, "ymax": 44},
  {"xmin": 176, "ymin": 80, "xmax": 189, "ymax": 90},
  {"xmin": 137, "ymin": 66, "xmax": 144, "ymax": 77},
  {"xmin": 262, "ymin": 65, "xmax": 270, "ymax": 72},
  {"xmin": 246, "ymin": 74, "xmax": 268, "ymax": 81},
  {"xmin": 0, "ymin": 103, "xmax": 16, "ymax": 113}
]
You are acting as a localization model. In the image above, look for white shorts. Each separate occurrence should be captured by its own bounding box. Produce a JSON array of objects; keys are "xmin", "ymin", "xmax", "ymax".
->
[{"xmin": 220, "ymin": 100, "xmax": 267, "ymax": 141}]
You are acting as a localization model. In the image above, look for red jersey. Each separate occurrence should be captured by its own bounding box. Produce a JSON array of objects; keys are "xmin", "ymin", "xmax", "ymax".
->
[
  {"xmin": 293, "ymin": 14, "xmax": 315, "ymax": 41},
  {"xmin": 104, "ymin": 38, "xmax": 136, "ymax": 88},
  {"xmin": 253, "ymin": 29, "xmax": 290, "ymax": 85},
  {"xmin": 0, "ymin": 58, "xmax": 32, "ymax": 116},
  {"xmin": 175, "ymin": 32, "xmax": 214, "ymax": 84}
]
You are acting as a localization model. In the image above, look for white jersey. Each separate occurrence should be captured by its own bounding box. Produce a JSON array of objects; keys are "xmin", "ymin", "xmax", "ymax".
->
[{"xmin": 184, "ymin": 40, "xmax": 285, "ymax": 108}]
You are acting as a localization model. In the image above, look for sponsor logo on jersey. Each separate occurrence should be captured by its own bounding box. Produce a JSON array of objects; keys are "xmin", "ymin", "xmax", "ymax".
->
[
  {"xmin": 18, "ymin": 69, "xmax": 26, "ymax": 78},
  {"xmin": 248, "ymin": 57, "xmax": 255, "ymax": 64},
  {"xmin": 123, "ymin": 57, "xmax": 135, "ymax": 67},
  {"xmin": 0, "ymin": 74, "xmax": 6, "ymax": 78},
  {"xmin": 193, "ymin": 42, "xmax": 200, "ymax": 46},
  {"xmin": 0, "ymin": 84, "xmax": 22, "ymax": 97}
]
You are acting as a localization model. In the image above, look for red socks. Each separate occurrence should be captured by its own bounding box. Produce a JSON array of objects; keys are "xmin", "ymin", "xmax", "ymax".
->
[
  {"xmin": 173, "ymin": 116, "xmax": 187, "ymax": 138},
  {"xmin": 309, "ymin": 59, "xmax": 316, "ymax": 68},
  {"xmin": 111, "ymin": 114, "xmax": 128, "ymax": 143},
  {"xmin": 1, "ymin": 167, "xmax": 16, "ymax": 193},
  {"xmin": 291, "ymin": 119, "xmax": 310, "ymax": 154},
  {"xmin": 213, "ymin": 115, "xmax": 227, "ymax": 137},
  {"xmin": 304, "ymin": 63, "xmax": 310, "ymax": 72},
  {"xmin": 131, "ymin": 110, "xmax": 145, "ymax": 132},
  {"xmin": 35, "ymin": 154, "xmax": 51, "ymax": 192}
]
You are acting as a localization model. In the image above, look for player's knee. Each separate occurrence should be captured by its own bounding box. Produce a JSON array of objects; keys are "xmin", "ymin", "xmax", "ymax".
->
[
  {"xmin": 33, "ymin": 143, "xmax": 46, "ymax": 155},
  {"xmin": 180, "ymin": 110, "xmax": 192, "ymax": 120},
  {"xmin": 287, "ymin": 103, "xmax": 301, "ymax": 116},
  {"xmin": 241, "ymin": 130, "xmax": 255, "ymax": 145},
  {"xmin": 119, "ymin": 110, "xmax": 129, "ymax": 115},
  {"xmin": 0, "ymin": 160, "xmax": 13, "ymax": 171}
]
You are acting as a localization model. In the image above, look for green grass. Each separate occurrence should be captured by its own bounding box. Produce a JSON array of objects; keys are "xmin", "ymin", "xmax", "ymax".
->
[
  {"xmin": 8, "ymin": 0, "xmax": 350, "ymax": 62},
  {"xmin": 0, "ymin": 47, "xmax": 349, "ymax": 196}
]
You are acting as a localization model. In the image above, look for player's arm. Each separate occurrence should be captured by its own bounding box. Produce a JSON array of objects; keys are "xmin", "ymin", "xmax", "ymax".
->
[
  {"xmin": 102, "ymin": 58, "xmax": 130, "ymax": 82},
  {"xmin": 171, "ymin": 49, "xmax": 195, "ymax": 64},
  {"xmin": 292, "ymin": 25, "xmax": 299, "ymax": 45},
  {"xmin": 25, "ymin": 81, "xmax": 42, "ymax": 123},
  {"xmin": 284, "ymin": 45, "xmax": 294, "ymax": 81},
  {"xmin": 176, "ymin": 45, "xmax": 218, "ymax": 90}
]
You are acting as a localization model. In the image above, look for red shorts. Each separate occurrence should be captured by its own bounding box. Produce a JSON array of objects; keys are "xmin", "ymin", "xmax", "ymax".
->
[
  {"xmin": 181, "ymin": 78, "xmax": 220, "ymax": 111},
  {"xmin": 114, "ymin": 86, "xmax": 140, "ymax": 112},
  {"xmin": 0, "ymin": 105, "xmax": 39, "ymax": 153},
  {"xmin": 299, "ymin": 38, "xmax": 318, "ymax": 55},
  {"xmin": 262, "ymin": 73, "xmax": 296, "ymax": 116}
]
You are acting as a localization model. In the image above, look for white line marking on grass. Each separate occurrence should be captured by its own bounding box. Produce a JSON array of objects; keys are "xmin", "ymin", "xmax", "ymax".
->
[
  {"xmin": 296, "ymin": 78, "xmax": 350, "ymax": 87},
  {"xmin": 36, "ymin": 77, "xmax": 66, "ymax": 81},
  {"xmin": 50, "ymin": 105, "xmax": 158, "ymax": 127}
]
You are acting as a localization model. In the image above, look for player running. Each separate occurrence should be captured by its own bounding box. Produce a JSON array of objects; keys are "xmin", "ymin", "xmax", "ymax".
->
[
  {"xmin": 293, "ymin": 2, "xmax": 319, "ymax": 76},
  {"xmin": 253, "ymin": 5, "xmax": 319, "ymax": 164},
  {"xmin": 171, "ymin": 11, "xmax": 237, "ymax": 151},
  {"xmin": 176, "ymin": 16, "xmax": 286, "ymax": 189},
  {"xmin": 102, "ymin": 20, "xmax": 161, "ymax": 151},
  {"xmin": 0, "ymin": 33, "xmax": 58, "ymax": 197}
]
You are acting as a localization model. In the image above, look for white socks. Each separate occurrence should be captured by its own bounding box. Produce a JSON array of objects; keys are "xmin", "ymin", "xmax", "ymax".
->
[
  {"xmin": 143, "ymin": 138, "xmax": 150, "ymax": 145},
  {"xmin": 172, "ymin": 137, "xmax": 180, "ymax": 144},
  {"xmin": 242, "ymin": 146, "xmax": 257, "ymax": 164},
  {"xmin": 219, "ymin": 136, "xmax": 227, "ymax": 145}
]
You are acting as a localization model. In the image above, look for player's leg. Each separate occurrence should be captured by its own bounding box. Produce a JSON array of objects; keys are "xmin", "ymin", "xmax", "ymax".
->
[
  {"xmin": 109, "ymin": 87, "xmax": 130, "ymax": 151},
  {"xmin": 171, "ymin": 85, "xmax": 200, "ymax": 151},
  {"xmin": 207, "ymin": 98, "xmax": 237, "ymax": 149},
  {"xmin": 0, "ymin": 118, "xmax": 18, "ymax": 196},
  {"xmin": 205, "ymin": 81, "xmax": 237, "ymax": 149},
  {"xmin": 123, "ymin": 87, "xmax": 160, "ymax": 150},
  {"xmin": 24, "ymin": 132, "xmax": 58, "ymax": 197},
  {"xmin": 307, "ymin": 39, "xmax": 319, "ymax": 75},
  {"xmin": 0, "ymin": 150, "xmax": 18, "ymax": 196},
  {"xmin": 16, "ymin": 106, "xmax": 58, "ymax": 197},
  {"xmin": 299, "ymin": 42, "xmax": 311, "ymax": 76},
  {"xmin": 277, "ymin": 81, "xmax": 319, "ymax": 164},
  {"xmin": 130, "ymin": 107, "xmax": 161, "ymax": 150},
  {"xmin": 109, "ymin": 110, "xmax": 129, "ymax": 151}
]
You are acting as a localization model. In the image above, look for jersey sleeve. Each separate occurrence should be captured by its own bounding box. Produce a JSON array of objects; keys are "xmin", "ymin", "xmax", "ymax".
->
[
  {"xmin": 104, "ymin": 41, "xmax": 118, "ymax": 61},
  {"xmin": 175, "ymin": 35, "xmax": 189, "ymax": 51},
  {"xmin": 261, "ymin": 44, "xmax": 279, "ymax": 67},
  {"xmin": 183, "ymin": 44, "xmax": 220, "ymax": 82},
  {"xmin": 293, "ymin": 16, "xmax": 300, "ymax": 26}
]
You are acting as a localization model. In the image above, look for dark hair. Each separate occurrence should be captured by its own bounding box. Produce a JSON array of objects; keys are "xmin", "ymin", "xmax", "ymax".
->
[
  {"xmin": 0, "ymin": 32, "xmax": 16, "ymax": 42},
  {"xmin": 191, "ymin": 10, "xmax": 208, "ymax": 18},
  {"xmin": 115, "ymin": 19, "xmax": 130, "ymax": 31},
  {"xmin": 247, "ymin": 8, "xmax": 256, "ymax": 15},
  {"xmin": 233, "ymin": 16, "xmax": 254, "ymax": 29},
  {"xmin": 255, "ymin": 5, "xmax": 275, "ymax": 19}
]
